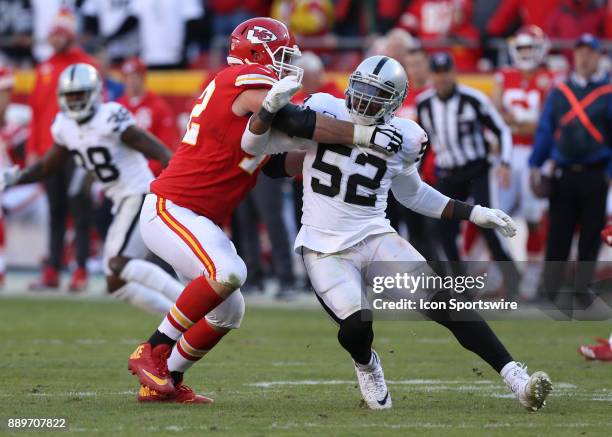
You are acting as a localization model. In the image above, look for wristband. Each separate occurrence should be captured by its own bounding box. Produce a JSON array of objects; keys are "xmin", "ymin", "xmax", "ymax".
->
[
  {"xmin": 353, "ymin": 124, "xmax": 375, "ymax": 147},
  {"xmin": 451, "ymin": 200, "xmax": 474, "ymax": 221}
]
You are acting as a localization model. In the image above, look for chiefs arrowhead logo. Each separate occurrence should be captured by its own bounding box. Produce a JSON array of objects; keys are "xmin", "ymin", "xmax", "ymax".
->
[{"xmin": 246, "ymin": 26, "xmax": 278, "ymax": 44}]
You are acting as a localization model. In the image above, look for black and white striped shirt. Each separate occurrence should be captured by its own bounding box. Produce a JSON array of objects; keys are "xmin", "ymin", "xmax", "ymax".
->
[{"xmin": 416, "ymin": 85, "xmax": 512, "ymax": 169}]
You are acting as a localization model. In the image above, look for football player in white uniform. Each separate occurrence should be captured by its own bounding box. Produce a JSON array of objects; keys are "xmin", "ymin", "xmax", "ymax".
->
[
  {"xmin": 242, "ymin": 56, "xmax": 553, "ymax": 411},
  {"xmin": 0, "ymin": 63, "xmax": 184, "ymax": 313}
]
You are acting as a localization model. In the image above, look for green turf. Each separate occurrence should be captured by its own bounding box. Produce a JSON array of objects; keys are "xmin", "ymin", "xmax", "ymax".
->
[{"xmin": 0, "ymin": 296, "xmax": 611, "ymax": 436}]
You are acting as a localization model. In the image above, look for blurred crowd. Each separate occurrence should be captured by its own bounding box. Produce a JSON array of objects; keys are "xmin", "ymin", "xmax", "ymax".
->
[
  {"xmin": 1, "ymin": 1, "xmax": 612, "ymax": 71},
  {"xmin": 0, "ymin": 1, "xmax": 611, "ymax": 300}
]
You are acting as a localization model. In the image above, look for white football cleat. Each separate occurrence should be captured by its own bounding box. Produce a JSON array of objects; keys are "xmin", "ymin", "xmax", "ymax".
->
[
  {"xmin": 502, "ymin": 362, "xmax": 552, "ymax": 412},
  {"xmin": 354, "ymin": 350, "xmax": 392, "ymax": 410}
]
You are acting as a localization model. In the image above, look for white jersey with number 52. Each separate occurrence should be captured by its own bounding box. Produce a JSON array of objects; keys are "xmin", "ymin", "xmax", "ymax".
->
[
  {"xmin": 295, "ymin": 92, "xmax": 429, "ymax": 254},
  {"xmin": 51, "ymin": 102, "xmax": 154, "ymax": 205}
]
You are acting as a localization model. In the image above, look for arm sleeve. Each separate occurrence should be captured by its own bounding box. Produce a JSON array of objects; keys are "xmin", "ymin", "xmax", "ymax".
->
[
  {"xmin": 241, "ymin": 125, "xmax": 315, "ymax": 156},
  {"xmin": 529, "ymin": 89, "xmax": 557, "ymax": 168},
  {"xmin": 478, "ymin": 94, "xmax": 513, "ymax": 164},
  {"xmin": 390, "ymin": 166, "xmax": 450, "ymax": 219}
]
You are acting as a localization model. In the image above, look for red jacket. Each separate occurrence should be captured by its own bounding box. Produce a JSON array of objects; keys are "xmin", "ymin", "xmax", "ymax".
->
[
  {"xmin": 117, "ymin": 91, "xmax": 178, "ymax": 176},
  {"xmin": 27, "ymin": 46, "xmax": 97, "ymax": 158},
  {"xmin": 487, "ymin": 0, "xmax": 560, "ymax": 36}
]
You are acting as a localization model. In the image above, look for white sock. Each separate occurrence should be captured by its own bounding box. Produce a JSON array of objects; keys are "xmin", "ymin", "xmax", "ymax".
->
[
  {"xmin": 112, "ymin": 282, "xmax": 173, "ymax": 314},
  {"xmin": 167, "ymin": 341, "xmax": 198, "ymax": 373},
  {"xmin": 120, "ymin": 259, "xmax": 183, "ymax": 301}
]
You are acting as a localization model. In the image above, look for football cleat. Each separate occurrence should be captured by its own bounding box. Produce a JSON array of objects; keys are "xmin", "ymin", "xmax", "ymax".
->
[
  {"xmin": 354, "ymin": 350, "xmax": 392, "ymax": 410},
  {"xmin": 29, "ymin": 266, "xmax": 59, "ymax": 290},
  {"xmin": 128, "ymin": 342, "xmax": 174, "ymax": 394},
  {"xmin": 68, "ymin": 267, "xmax": 88, "ymax": 292},
  {"xmin": 503, "ymin": 362, "xmax": 552, "ymax": 412},
  {"xmin": 137, "ymin": 384, "xmax": 214, "ymax": 404},
  {"xmin": 578, "ymin": 338, "xmax": 612, "ymax": 362}
]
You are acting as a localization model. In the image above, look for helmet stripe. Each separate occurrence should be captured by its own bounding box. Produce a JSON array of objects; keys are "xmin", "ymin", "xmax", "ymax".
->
[{"xmin": 372, "ymin": 56, "xmax": 389, "ymax": 75}]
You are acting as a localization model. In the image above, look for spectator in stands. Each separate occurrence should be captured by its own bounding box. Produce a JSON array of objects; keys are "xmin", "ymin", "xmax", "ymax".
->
[
  {"xmin": 27, "ymin": 8, "xmax": 95, "ymax": 291},
  {"xmin": 208, "ymin": 0, "xmax": 265, "ymax": 37},
  {"xmin": 81, "ymin": 0, "xmax": 139, "ymax": 66},
  {"xmin": 117, "ymin": 57, "xmax": 178, "ymax": 177},
  {"xmin": 0, "ymin": 0, "xmax": 33, "ymax": 66},
  {"xmin": 272, "ymin": 0, "xmax": 333, "ymax": 38},
  {"xmin": 93, "ymin": 47, "xmax": 125, "ymax": 102},
  {"xmin": 487, "ymin": 0, "xmax": 560, "ymax": 37},
  {"xmin": 130, "ymin": 0, "xmax": 204, "ymax": 69},
  {"xmin": 545, "ymin": 0, "xmax": 606, "ymax": 49},
  {"xmin": 397, "ymin": 0, "xmax": 482, "ymax": 71}
]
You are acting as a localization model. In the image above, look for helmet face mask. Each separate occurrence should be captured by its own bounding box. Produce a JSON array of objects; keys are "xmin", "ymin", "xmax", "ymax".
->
[
  {"xmin": 345, "ymin": 56, "xmax": 407, "ymax": 126},
  {"xmin": 267, "ymin": 43, "xmax": 303, "ymax": 82},
  {"xmin": 58, "ymin": 63, "xmax": 101, "ymax": 122}
]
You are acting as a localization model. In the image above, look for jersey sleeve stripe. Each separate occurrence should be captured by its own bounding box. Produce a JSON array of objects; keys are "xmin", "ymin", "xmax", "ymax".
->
[
  {"xmin": 235, "ymin": 74, "xmax": 277, "ymax": 87},
  {"xmin": 155, "ymin": 196, "xmax": 217, "ymax": 281},
  {"xmin": 178, "ymin": 337, "xmax": 209, "ymax": 359}
]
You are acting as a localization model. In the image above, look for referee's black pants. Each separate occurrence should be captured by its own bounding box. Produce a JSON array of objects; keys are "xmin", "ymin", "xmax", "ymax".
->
[
  {"xmin": 435, "ymin": 160, "xmax": 520, "ymax": 290},
  {"xmin": 539, "ymin": 164, "xmax": 607, "ymax": 304}
]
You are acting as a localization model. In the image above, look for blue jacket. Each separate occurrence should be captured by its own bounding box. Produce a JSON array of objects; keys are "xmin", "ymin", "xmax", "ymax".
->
[{"xmin": 529, "ymin": 72, "xmax": 612, "ymax": 176}]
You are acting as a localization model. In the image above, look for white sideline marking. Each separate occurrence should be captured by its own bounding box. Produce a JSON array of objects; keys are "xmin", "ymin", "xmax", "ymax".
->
[{"xmin": 271, "ymin": 361, "xmax": 307, "ymax": 367}]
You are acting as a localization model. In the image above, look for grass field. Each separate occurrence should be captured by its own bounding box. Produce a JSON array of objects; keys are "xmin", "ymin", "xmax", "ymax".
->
[{"xmin": 1, "ymin": 295, "xmax": 611, "ymax": 436}]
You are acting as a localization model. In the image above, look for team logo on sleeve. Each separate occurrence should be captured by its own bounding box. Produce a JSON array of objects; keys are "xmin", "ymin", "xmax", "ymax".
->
[{"xmin": 246, "ymin": 26, "xmax": 278, "ymax": 44}]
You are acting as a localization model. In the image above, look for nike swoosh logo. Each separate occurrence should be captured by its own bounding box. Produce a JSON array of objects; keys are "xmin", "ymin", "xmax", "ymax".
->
[
  {"xmin": 377, "ymin": 391, "xmax": 389, "ymax": 406},
  {"xmin": 142, "ymin": 369, "xmax": 169, "ymax": 386}
]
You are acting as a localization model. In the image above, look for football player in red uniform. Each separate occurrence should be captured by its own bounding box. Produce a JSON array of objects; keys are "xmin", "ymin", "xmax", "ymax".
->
[
  {"xmin": 492, "ymin": 25, "xmax": 556, "ymax": 293},
  {"xmin": 127, "ymin": 17, "xmax": 403, "ymax": 403}
]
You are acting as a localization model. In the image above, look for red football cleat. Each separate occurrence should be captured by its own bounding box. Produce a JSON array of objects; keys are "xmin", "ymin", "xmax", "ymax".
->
[
  {"xmin": 578, "ymin": 338, "xmax": 612, "ymax": 362},
  {"xmin": 68, "ymin": 267, "xmax": 88, "ymax": 292},
  {"xmin": 29, "ymin": 266, "xmax": 60, "ymax": 290},
  {"xmin": 128, "ymin": 343, "xmax": 175, "ymax": 394},
  {"xmin": 137, "ymin": 384, "xmax": 214, "ymax": 404}
]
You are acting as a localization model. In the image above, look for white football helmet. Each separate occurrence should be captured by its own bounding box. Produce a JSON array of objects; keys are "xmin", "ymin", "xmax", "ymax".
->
[
  {"xmin": 508, "ymin": 25, "xmax": 550, "ymax": 71},
  {"xmin": 57, "ymin": 63, "xmax": 102, "ymax": 122},
  {"xmin": 345, "ymin": 55, "xmax": 408, "ymax": 126}
]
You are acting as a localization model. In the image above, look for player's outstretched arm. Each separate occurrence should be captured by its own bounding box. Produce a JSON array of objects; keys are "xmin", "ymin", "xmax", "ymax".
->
[
  {"xmin": 121, "ymin": 125, "xmax": 172, "ymax": 167},
  {"xmin": 236, "ymin": 77, "xmax": 402, "ymax": 156},
  {"xmin": 0, "ymin": 144, "xmax": 68, "ymax": 191},
  {"xmin": 391, "ymin": 168, "xmax": 517, "ymax": 238}
]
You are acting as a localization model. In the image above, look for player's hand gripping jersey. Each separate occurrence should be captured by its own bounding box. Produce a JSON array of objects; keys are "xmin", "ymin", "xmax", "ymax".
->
[
  {"xmin": 51, "ymin": 101, "xmax": 153, "ymax": 205},
  {"xmin": 295, "ymin": 93, "xmax": 429, "ymax": 253},
  {"xmin": 151, "ymin": 64, "xmax": 278, "ymax": 225}
]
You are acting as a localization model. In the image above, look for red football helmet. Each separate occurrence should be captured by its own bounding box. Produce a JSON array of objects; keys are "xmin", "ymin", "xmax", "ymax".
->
[
  {"xmin": 508, "ymin": 25, "xmax": 550, "ymax": 71},
  {"xmin": 228, "ymin": 17, "xmax": 303, "ymax": 82}
]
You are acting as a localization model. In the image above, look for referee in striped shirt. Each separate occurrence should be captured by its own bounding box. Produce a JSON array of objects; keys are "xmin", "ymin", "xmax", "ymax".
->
[{"xmin": 416, "ymin": 53, "xmax": 519, "ymax": 289}]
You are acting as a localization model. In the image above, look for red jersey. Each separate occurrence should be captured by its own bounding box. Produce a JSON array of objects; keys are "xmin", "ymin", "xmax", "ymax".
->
[
  {"xmin": 151, "ymin": 64, "xmax": 277, "ymax": 226},
  {"xmin": 26, "ymin": 46, "xmax": 97, "ymax": 158},
  {"xmin": 495, "ymin": 66, "xmax": 555, "ymax": 146},
  {"xmin": 117, "ymin": 91, "xmax": 178, "ymax": 176}
]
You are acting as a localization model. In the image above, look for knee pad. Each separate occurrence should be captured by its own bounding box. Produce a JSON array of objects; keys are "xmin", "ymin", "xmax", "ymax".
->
[{"xmin": 205, "ymin": 290, "xmax": 245, "ymax": 330}]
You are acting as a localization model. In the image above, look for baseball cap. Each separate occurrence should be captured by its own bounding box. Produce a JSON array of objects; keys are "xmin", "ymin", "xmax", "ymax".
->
[
  {"xmin": 49, "ymin": 7, "xmax": 77, "ymax": 39},
  {"xmin": 430, "ymin": 52, "xmax": 454, "ymax": 72},
  {"xmin": 575, "ymin": 33, "xmax": 602, "ymax": 52}
]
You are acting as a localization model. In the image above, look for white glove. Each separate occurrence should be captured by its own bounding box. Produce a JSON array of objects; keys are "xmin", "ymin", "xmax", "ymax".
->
[
  {"xmin": 353, "ymin": 123, "xmax": 403, "ymax": 155},
  {"xmin": 469, "ymin": 205, "xmax": 517, "ymax": 238},
  {"xmin": 0, "ymin": 165, "xmax": 21, "ymax": 192},
  {"xmin": 262, "ymin": 76, "xmax": 302, "ymax": 113}
]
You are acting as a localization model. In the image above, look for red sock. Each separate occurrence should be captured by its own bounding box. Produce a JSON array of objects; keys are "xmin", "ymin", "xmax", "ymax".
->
[
  {"xmin": 463, "ymin": 222, "xmax": 479, "ymax": 254},
  {"xmin": 177, "ymin": 319, "xmax": 227, "ymax": 361},
  {"xmin": 165, "ymin": 276, "xmax": 224, "ymax": 334},
  {"xmin": 526, "ymin": 227, "xmax": 544, "ymax": 255}
]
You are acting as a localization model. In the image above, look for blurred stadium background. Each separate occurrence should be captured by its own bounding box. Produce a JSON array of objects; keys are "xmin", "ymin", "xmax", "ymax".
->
[{"xmin": 1, "ymin": 0, "xmax": 610, "ymax": 293}]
